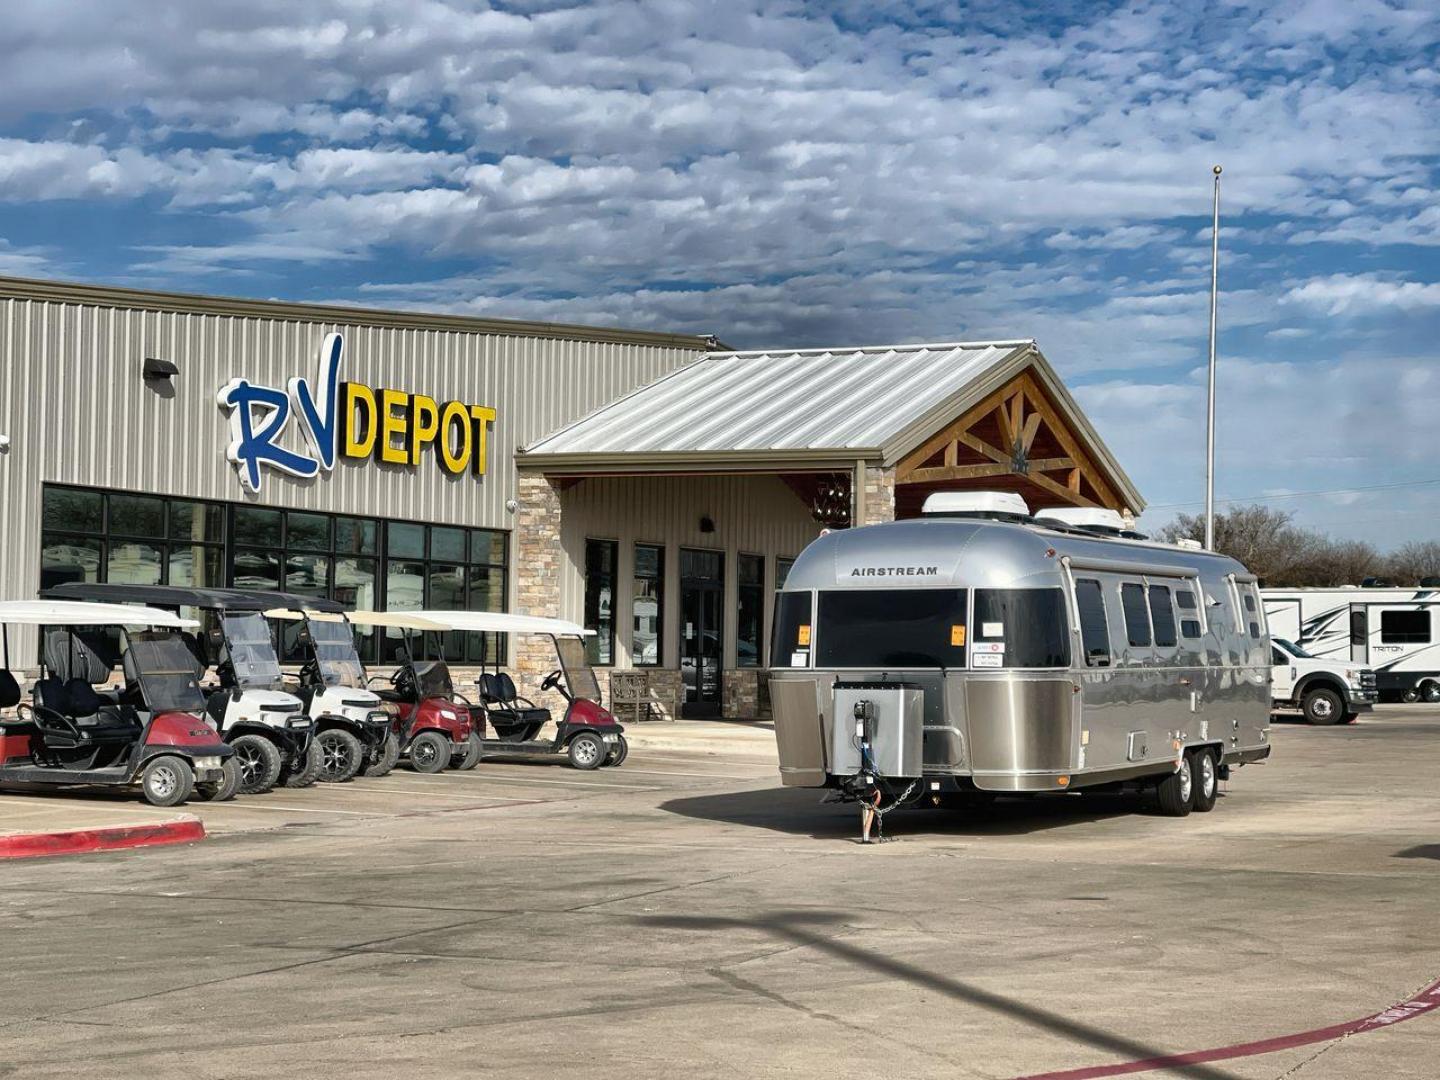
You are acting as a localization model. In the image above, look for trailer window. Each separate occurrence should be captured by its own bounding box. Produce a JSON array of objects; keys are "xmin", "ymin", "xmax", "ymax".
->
[
  {"xmin": 1120, "ymin": 583, "xmax": 1151, "ymax": 647},
  {"xmin": 1074, "ymin": 579, "xmax": 1110, "ymax": 666},
  {"xmin": 1350, "ymin": 610, "xmax": 1367, "ymax": 646},
  {"xmin": 972, "ymin": 589, "xmax": 1069, "ymax": 669},
  {"xmin": 770, "ymin": 591, "xmax": 814, "ymax": 668},
  {"xmin": 1148, "ymin": 585, "xmax": 1177, "ymax": 648},
  {"xmin": 1176, "ymin": 588, "xmax": 1201, "ymax": 638},
  {"xmin": 1381, "ymin": 610, "xmax": 1431, "ymax": 644},
  {"xmin": 816, "ymin": 589, "xmax": 968, "ymax": 669}
]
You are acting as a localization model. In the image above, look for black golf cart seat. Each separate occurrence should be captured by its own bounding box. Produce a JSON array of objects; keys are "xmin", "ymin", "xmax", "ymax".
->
[
  {"xmin": 479, "ymin": 672, "xmax": 550, "ymax": 728},
  {"xmin": 39, "ymin": 630, "xmax": 139, "ymax": 739}
]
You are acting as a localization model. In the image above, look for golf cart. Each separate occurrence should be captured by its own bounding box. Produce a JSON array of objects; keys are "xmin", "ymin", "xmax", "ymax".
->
[
  {"xmin": 410, "ymin": 611, "xmax": 627, "ymax": 770},
  {"xmin": 353, "ymin": 611, "xmax": 479, "ymax": 774},
  {"xmin": 0, "ymin": 600, "xmax": 237, "ymax": 806},
  {"xmin": 46, "ymin": 584, "xmax": 318, "ymax": 795},
  {"xmin": 267, "ymin": 606, "xmax": 398, "ymax": 782}
]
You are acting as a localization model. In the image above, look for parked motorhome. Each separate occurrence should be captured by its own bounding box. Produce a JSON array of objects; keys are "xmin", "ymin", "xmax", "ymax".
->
[
  {"xmin": 770, "ymin": 493, "xmax": 1272, "ymax": 818},
  {"xmin": 1263, "ymin": 587, "xmax": 1440, "ymax": 702}
]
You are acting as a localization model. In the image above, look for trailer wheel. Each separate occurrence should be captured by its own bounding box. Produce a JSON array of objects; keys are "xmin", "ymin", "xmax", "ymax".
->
[
  {"xmin": 1421, "ymin": 681, "xmax": 1440, "ymax": 704},
  {"xmin": 408, "ymin": 731, "xmax": 450, "ymax": 774},
  {"xmin": 195, "ymin": 758, "xmax": 241, "ymax": 802},
  {"xmin": 142, "ymin": 755, "xmax": 194, "ymax": 808},
  {"xmin": 232, "ymin": 734, "xmax": 283, "ymax": 794},
  {"xmin": 1154, "ymin": 757, "xmax": 1193, "ymax": 817},
  {"xmin": 279, "ymin": 740, "xmax": 322, "ymax": 789},
  {"xmin": 1402, "ymin": 686, "xmax": 1420, "ymax": 703},
  {"xmin": 1301, "ymin": 686, "xmax": 1344, "ymax": 725},
  {"xmin": 568, "ymin": 732, "xmax": 605, "ymax": 771},
  {"xmin": 363, "ymin": 733, "xmax": 400, "ymax": 778},
  {"xmin": 315, "ymin": 728, "xmax": 364, "ymax": 782},
  {"xmin": 1190, "ymin": 750, "xmax": 1218, "ymax": 813},
  {"xmin": 451, "ymin": 732, "xmax": 482, "ymax": 771},
  {"xmin": 603, "ymin": 735, "xmax": 629, "ymax": 767}
]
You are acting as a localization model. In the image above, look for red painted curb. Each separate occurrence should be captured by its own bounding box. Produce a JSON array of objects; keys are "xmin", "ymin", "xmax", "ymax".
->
[
  {"xmin": 0, "ymin": 816, "xmax": 205, "ymax": 859},
  {"xmin": 1012, "ymin": 976, "xmax": 1440, "ymax": 1080}
]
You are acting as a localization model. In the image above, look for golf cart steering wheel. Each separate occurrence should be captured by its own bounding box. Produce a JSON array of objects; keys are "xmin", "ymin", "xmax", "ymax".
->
[
  {"xmin": 540, "ymin": 669, "xmax": 564, "ymax": 693},
  {"xmin": 19, "ymin": 702, "xmax": 84, "ymax": 741},
  {"xmin": 298, "ymin": 658, "xmax": 319, "ymax": 685}
]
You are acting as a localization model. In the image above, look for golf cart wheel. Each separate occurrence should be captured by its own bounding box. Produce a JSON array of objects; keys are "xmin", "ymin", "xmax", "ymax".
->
[
  {"xmin": 1302, "ymin": 686, "xmax": 1344, "ymax": 725},
  {"xmin": 1422, "ymin": 681, "xmax": 1440, "ymax": 704},
  {"xmin": 141, "ymin": 755, "xmax": 194, "ymax": 808},
  {"xmin": 279, "ymin": 740, "xmax": 322, "ymax": 789},
  {"xmin": 1402, "ymin": 686, "xmax": 1421, "ymax": 703},
  {"xmin": 1154, "ymin": 756, "xmax": 1193, "ymax": 817},
  {"xmin": 567, "ymin": 732, "xmax": 605, "ymax": 771},
  {"xmin": 195, "ymin": 758, "xmax": 241, "ymax": 802},
  {"xmin": 315, "ymin": 728, "xmax": 364, "ymax": 783},
  {"xmin": 232, "ymin": 734, "xmax": 283, "ymax": 794},
  {"xmin": 602, "ymin": 735, "xmax": 628, "ymax": 767},
  {"xmin": 1190, "ymin": 750, "xmax": 1218, "ymax": 813},
  {"xmin": 451, "ymin": 732, "xmax": 482, "ymax": 771},
  {"xmin": 408, "ymin": 731, "xmax": 450, "ymax": 774},
  {"xmin": 363, "ymin": 733, "xmax": 400, "ymax": 778}
]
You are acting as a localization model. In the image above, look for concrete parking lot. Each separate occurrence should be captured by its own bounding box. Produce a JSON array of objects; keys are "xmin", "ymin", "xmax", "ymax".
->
[{"xmin": 2, "ymin": 708, "xmax": 1437, "ymax": 1079}]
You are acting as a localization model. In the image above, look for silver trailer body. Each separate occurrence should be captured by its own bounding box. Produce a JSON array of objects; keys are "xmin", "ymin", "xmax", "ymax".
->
[{"xmin": 770, "ymin": 516, "xmax": 1272, "ymax": 795}]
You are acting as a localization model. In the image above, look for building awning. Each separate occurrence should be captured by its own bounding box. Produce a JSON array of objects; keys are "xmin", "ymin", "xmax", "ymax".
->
[{"xmin": 520, "ymin": 339, "xmax": 1144, "ymax": 513}]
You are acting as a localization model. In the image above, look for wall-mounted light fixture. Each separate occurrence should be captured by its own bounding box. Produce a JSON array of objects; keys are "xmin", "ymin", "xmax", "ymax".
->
[
  {"xmin": 699, "ymin": 515, "xmax": 716, "ymax": 533},
  {"xmin": 143, "ymin": 357, "xmax": 179, "ymax": 382}
]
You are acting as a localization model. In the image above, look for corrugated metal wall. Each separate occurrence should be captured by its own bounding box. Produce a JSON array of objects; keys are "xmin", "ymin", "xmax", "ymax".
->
[
  {"xmin": 557, "ymin": 474, "xmax": 821, "ymax": 669},
  {"xmin": 0, "ymin": 295, "xmax": 703, "ymax": 648}
]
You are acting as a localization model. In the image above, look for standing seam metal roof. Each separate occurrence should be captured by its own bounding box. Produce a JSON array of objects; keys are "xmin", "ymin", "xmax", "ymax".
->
[{"xmin": 522, "ymin": 341, "xmax": 1032, "ymax": 457}]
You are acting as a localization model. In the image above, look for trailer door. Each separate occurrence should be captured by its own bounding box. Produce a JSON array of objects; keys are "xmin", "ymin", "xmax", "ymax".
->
[{"xmin": 1349, "ymin": 604, "xmax": 1369, "ymax": 664}]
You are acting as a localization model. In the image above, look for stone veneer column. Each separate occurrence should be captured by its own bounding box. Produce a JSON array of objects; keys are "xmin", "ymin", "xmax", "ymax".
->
[
  {"xmin": 514, "ymin": 472, "xmax": 563, "ymax": 679},
  {"xmin": 861, "ymin": 464, "xmax": 896, "ymax": 525}
]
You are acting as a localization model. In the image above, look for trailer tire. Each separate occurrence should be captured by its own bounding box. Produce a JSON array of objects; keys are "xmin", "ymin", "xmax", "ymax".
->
[
  {"xmin": 1301, "ymin": 686, "xmax": 1345, "ymax": 725},
  {"xmin": 1402, "ymin": 686, "xmax": 1421, "ymax": 703},
  {"xmin": 1154, "ymin": 757, "xmax": 1193, "ymax": 817},
  {"xmin": 315, "ymin": 728, "xmax": 364, "ymax": 782},
  {"xmin": 1421, "ymin": 681, "xmax": 1440, "ymax": 704},
  {"xmin": 232, "ymin": 733, "xmax": 283, "ymax": 794},
  {"xmin": 451, "ymin": 732, "xmax": 482, "ymax": 771},
  {"xmin": 363, "ymin": 733, "xmax": 400, "ymax": 778},
  {"xmin": 1190, "ymin": 750, "xmax": 1218, "ymax": 813},
  {"xmin": 195, "ymin": 758, "xmax": 241, "ymax": 802},
  {"xmin": 603, "ymin": 735, "xmax": 629, "ymax": 767},
  {"xmin": 567, "ymin": 732, "xmax": 605, "ymax": 771},
  {"xmin": 279, "ymin": 740, "xmax": 322, "ymax": 789},
  {"xmin": 408, "ymin": 731, "xmax": 450, "ymax": 774},
  {"xmin": 142, "ymin": 755, "xmax": 194, "ymax": 807}
]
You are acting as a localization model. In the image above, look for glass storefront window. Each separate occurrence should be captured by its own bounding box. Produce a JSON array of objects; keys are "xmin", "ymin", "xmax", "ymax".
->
[
  {"xmin": 233, "ymin": 548, "xmax": 281, "ymax": 591},
  {"xmin": 109, "ymin": 494, "xmax": 165, "ymax": 538},
  {"xmin": 107, "ymin": 541, "xmax": 163, "ymax": 585},
  {"xmin": 585, "ymin": 539, "xmax": 618, "ymax": 666},
  {"xmin": 41, "ymin": 535, "xmax": 102, "ymax": 588},
  {"xmin": 736, "ymin": 553, "xmax": 764, "ymax": 668},
  {"xmin": 388, "ymin": 522, "xmax": 425, "ymax": 559},
  {"xmin": 335, "ymin": 517, "xmax": 377, "ymax": 555},
  {"xmin": 170, "ymin": 501, "xmax": 223, "ymax": 544},
  {"xmin": 285, "ymin": 553, "xmax": 330, "ymax": 598},
  {"xmin": 235, "ymin": 506, "xmax": 282, "ymax": 547},
  {"xmin": 169, "ymin": 545, "xmax": 223, "ymax": 588},
  {"xmin": 287, "ymin": 512, "xmax": 331, "ymax": 552},
  {"xmin": 633, "ymin": 543, "xmax": 663, "ymax": 667},
  {"xmin": 43, "ymin": 488, "xmax": 103, "ymax": 533},
  {"xmin": 431, "ymin": 527, "xmax": 466, "ymax": 562}
]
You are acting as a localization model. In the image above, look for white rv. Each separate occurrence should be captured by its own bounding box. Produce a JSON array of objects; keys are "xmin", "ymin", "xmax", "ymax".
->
[{"xmin": 1263, "ymin": 587, "xmax": 1440, "ymax": 702}]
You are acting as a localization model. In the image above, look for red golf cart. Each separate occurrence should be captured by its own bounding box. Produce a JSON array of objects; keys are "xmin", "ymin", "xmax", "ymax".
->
[
  {"xmin": 0, "ymin": 600, "xmax": 238, "ymax": 806},
  {"xmin": 410, "ymin": 611, "xmax": 627, "ymax": 770}
]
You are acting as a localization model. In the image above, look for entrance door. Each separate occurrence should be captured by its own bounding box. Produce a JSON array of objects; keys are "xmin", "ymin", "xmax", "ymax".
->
[{"xmin": 680, "ymin": 549, "xmax": 724, "ymax": 717}]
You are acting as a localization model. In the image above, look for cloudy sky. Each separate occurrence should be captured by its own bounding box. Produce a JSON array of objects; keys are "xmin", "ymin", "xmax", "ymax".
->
[{"xmin": 0, "ymin": 0, "xmax": 1436, "ymax": 543}]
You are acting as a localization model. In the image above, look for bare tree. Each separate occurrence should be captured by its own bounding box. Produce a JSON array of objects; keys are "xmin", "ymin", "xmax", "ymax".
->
[
  {"xmin": 1155, "ymin": 504, "xmax": 1381, "ymax": 586},
  {"xmin": 1385, "ymin": 540, "xmax": 1440, "ymax": 585}
]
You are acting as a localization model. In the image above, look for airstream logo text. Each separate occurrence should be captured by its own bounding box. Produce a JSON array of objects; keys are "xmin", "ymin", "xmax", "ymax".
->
[
  {"xmin": 849, "ymin": 566, "xmax": 939, "ymax": 577},
  {"xmin": 217, "ymin": 333, "xmax": 496, "ymax": 493}
]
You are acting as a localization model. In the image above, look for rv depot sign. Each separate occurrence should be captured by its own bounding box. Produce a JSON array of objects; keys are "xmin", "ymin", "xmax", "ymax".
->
[{"xmin": 217, "ymin": 333, "xmax": 497, "ymax": 493}]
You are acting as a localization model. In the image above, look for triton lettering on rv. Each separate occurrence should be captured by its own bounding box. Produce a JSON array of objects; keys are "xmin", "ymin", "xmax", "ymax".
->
[{"xmin": 770, "ymin": 491, "xmax": 1273, "ymax": 829}]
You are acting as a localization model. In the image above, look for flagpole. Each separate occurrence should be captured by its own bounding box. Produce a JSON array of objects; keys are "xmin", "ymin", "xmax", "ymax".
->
[{"xmin": 1204, "ymin": 164, "xmax": 1222, "ymax": 550}]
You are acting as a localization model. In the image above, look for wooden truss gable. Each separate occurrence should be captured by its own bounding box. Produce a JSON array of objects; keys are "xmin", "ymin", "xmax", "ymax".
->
[{"xmin": 894, "ymin": 369, "xmax": 1127, "ymax": 518}]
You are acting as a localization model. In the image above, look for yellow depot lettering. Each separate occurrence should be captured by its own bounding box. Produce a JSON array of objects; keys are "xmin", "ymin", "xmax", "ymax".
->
[
  {"xmin": 342, "ymin": 383, "xmax": 378, "ymax": 459},
  {"xmin": 468, "ymin": 404, "xmax": 496, "ymax": 477},
  {"xmin": 438, "ymin": 400, "xmax": 471, "ymax": 475},
  {"xmin": 378, "ymin": 388, "xmax": 410, "ymax": 465},
  {"xmin": 410, "ymin": 394, "xmax": 440, "ymax": 465}
]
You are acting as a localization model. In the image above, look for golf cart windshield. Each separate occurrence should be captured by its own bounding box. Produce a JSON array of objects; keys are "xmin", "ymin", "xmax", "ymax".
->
[
  {"xmin": 307, "ymin": 618, "xmax": 366, "ymax": 688},
  {"xmin": 126, "ymin": 633, "xmax": 208, "ymax": 714},
  {"xmin": 556, "ymin": 635, "xmax": 603, "ymax": 702},
  {"xmin": 413, "ymin": 660, "xmax": 453, "ymax": 699},
  {"xmin": 220, "ymin": 612, "xmax": 284, "ymax": 690}
]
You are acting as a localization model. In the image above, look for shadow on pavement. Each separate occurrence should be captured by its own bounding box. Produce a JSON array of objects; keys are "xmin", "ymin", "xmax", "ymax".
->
[
  {"xmin": 646, "ymin": 910, "xmax": 1237, "ymax": 1080},
  {"xmin": 659, "ymin": 785, "xmax": 1141, "ymax": 840},
  {"xmin": 1394, "ymin": 843, "xmax": 1440, "ymax": 860}
]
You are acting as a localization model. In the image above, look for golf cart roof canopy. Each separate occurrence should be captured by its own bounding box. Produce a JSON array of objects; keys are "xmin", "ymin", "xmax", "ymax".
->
[
  {"xmin": 0, "ymin": 600, "xmax": 200, "ymax": 628},
  {"xmin": 408, "ymin": 610, "xmax": 595, "ymax": 637},
  {"xmin": 263, "ymin": 608, "xmax": 348, "ymax": 623},
  {"xmin": 346, "ymin": 610, "xmax": 450, "ymax": 631},
  {"xmin": 46, "ymin": 582, "xmax": 346, "ymax": 615}
]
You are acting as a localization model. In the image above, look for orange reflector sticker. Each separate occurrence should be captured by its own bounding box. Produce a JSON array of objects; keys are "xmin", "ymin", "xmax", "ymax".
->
[
  {"xmin": 797, "ymin": 624, "xmax": 811, "ymax": 646},
  {"xmin": 950, "ymin": 625, "xmax": 966, "ymax": 646}
]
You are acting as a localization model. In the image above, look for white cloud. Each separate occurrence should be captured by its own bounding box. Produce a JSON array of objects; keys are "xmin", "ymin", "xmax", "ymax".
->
[{"xmin": 1284, "ymin": 273, "xmax": 1440, "ymax": 316}]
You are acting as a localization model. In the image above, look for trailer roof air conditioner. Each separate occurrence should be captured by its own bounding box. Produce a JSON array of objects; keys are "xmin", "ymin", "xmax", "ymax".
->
[
  {"xmin": 921, "ymin": 491, "xmax": 1031, "ymax": 519},
  {"xmin": 1035, "ymin": 507, "xmax": 1127, "ymax": 531}
]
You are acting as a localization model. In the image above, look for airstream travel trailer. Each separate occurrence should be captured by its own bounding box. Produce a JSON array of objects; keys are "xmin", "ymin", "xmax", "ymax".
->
[{"xmin": 770, "ymin": 493, "xmax": 1273, "ymax": 821}]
